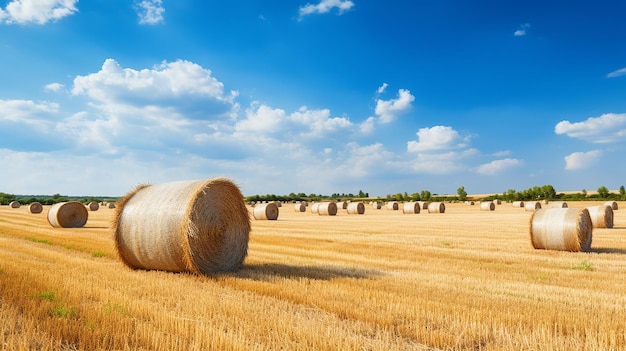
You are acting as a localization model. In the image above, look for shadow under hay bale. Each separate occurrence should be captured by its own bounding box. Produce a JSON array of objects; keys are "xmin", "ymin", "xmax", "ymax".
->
[
  {"xmin": 48, "ymin": 201, "xmax": 89, "ymax": 228},
  {"xmin": 253, "ymin": 202, "xmax": 279, "ymax": 220},
  {"xmin": 114, "ymin": 178, "xmax": 250, "ymax": 274},
  {"xmin": 530, "ymin": 208, "xmax": 592, "ymax": 252}
]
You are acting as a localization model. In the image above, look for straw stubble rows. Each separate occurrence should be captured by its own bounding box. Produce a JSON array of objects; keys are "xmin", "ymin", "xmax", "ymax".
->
[{"xmin": 0, "ymin": 201, "xmax": 625, "ymax": 350}]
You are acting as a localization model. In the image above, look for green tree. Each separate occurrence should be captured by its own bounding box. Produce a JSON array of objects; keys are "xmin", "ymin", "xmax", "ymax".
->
[
  {"xmin": 581, "ymin": 189, "xmax": 587, "ymax": 198},
  {"xmin": 619, "ymin": 186, "xmax": 625, "ymax": 200},
  {"xmin": 597, "ymin": 186, "xmax": 609, "ymax": 199},
  {"xmin": 457, "ymin": 186, "xmax": 467, "ymax": 201},
  {"xmin": 420, "ymin": 190, "xmax": 431, "ymax": 201}
]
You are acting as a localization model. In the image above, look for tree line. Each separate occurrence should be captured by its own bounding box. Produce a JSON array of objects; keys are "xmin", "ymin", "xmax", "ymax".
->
[{"xmin": 0, "ymin": 192, "xmax": 118, "ymax": 206}]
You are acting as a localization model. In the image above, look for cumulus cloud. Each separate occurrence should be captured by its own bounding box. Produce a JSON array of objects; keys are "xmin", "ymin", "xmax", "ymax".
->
[
  {"xmin": 607, "ymin": 67, "xmax": 626, "ymax": 78},
  {"xmin": 299, "ymin": 0, "xmax": 354, "ymax": 18},
  {"xmin": 564, "ymin": 150, "xmax": 602, "ymax": 170},
  {"xmin": 554, "ymin": 113, "xmax": 626, "ymax": 143},
  {"xmin": 135, "ymin": 0, "xmax": 164, "ymax": 25},
  {"xmin": 476, "ymin": 158, "xmax": 521, "ymax": 175},
  {"xmin": 45, "ymin": 82, "xmax": 64, "ymax": 92},
  {"xmin": 376, "ymin": 83, "xmax": 388, "ymax": 94},
  {"xmin": 407, "ymin": 125, "xmax": 469, "ymax": 152},
  {"xmin": 514, "ymin": 23, "xmax": 530, "ymax": 36},
  {"xmin": 0, "ymin": 0, "xmax": 78, "ymax": 24},
  {"xmin": 374, "ymin": 89, "xmax": 414, "ymax": 123}
]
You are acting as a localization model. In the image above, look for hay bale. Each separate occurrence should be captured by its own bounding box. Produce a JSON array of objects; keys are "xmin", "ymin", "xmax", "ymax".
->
[
  {"xmin": 253, "ymin": 202, "xmax": 279, "ymax": 220},
  {"xmin": 108, "ymin": 203, "xmax": 116, "ymax": 209},
  {"xmin": 311, "ymin": 202, "xmax": 320, "ymax": 214},
  {"xmin": 480, "ymin": 202, "xmax": 495, "ymax": 211},
  {"xmin": 87, "ymin": 201, "xmax": 100, "ymax": 211},
  {"xmin": 386, "ymin": 201, "xmax": 399, "ymax": 210},
  {"xmin": 9, "ymin": 201, "xmax": 20, "ymax": 208},
  {"xmin": 317, "ymin": 202, "xmax": 337, "ymax": 216},
  {"xmin": 512, "ymin": 201, "xmax": 525, "ymax": 208},
  {"xmin": 464, "ymin": 201, "xmax": 475, "ymax": 205},
  {"xmin": 402, "ymin": 202, "xmax": 421, "ymax": 214},
  {"xmin": 548, "ymin": 202, "xmax": 568, "ymax": 209},
  {"xmin": 114, "ymin": 178, "xmax": 250, "ymax": 274},
  {"xmin": 28, "ymin": 202, "xmax": 43, "ymax": 214},
  {"xmin": 419, "ymin": 201, "xmax": 430, "ymax": 210},
  {"xmin": 493, "ymin": 199, "xmax": 502, "ymax": 205},
  {"xmin": 525, "ymin": 201, "xmax": 541, "ymax": 211},
  {"xmin": 273, "ymin": 201, "xmax": 282, "ymax": 208},
  {"xmin": 372, "ymin": 201, "xmax": 382, "ymax": 209},
  {"xmin": 605, "ymin": 201, "xmax": 618, "ymax": 211},
  {"xmin": 586, "ymin": 205, "xmax": 614, "ymax": 229},
  {"xmin": 529, "ymin": 208, "xmax": 592, "ymax": 252},
  {"xmin": 346, "ymin": 202, "xmax": 365, "ymax": 215},
  {"xmin": 427, "ymin": 202, "xmax": 445, "ymax": 213},
  {"xmin": 47, "ymin": 201, "xmax": 89, "ymax": 228},
  {"xmin": 337, "ymin": 201, "xmax": 349, "ymax": 209},
  {"xmin": 294, "ymin": 203, "xmax": 306, "ymax": 212}
]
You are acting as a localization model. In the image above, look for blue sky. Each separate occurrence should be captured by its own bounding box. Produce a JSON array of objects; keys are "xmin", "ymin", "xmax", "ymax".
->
[{"xmin": 1, "ymin": 0, "xmax": 625, "ymax": 197}]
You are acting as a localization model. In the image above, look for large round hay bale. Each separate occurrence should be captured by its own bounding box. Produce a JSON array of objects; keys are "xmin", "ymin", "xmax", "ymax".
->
[
  {"xmin": 47, "ymin": 201, "xmax": 89, "ymax": 228},
  {"xmin": 317, "ymin": 202, "xmax": 337, "ymax": 216},
  {"xmin": 346, "ymin": 202, "xmax": 365, "ymax": 215},
  {"xmin": 28, "ymin": 202, "xmax": 43, "ymax": 214},
  {"xmin": 311, "ymin": 202, "xmax": 320, "ymax": 214},
  {"xmin": 547, "ymin": 202, "xmax": 568, "ymax": 209},
  {"xmin": 87, "ymin": 201, "xmax": 100, "ymax": 211},
  {"xmin": 512, "ymin": 201, "xmax": 525, "ymax": 208},
  {"xmin": 604, "ymin": 201, "xmax": 618, "ymax": 211},
  {"xmin": 480, "ymin": 202, "xmax": 495, "ymax": 211},
  {"xmin": 419, "ymin": 201, "xmax": 430, "ymax": 210},
  {"xmin": 402, "ymin": 202, "xmax": 420, "ymax": 214},
  {"xmin": 586, "ymin": 205, "xmax": 614, "ymax": 229},
  {"xmin": 114, "ymin": 178, "xmax": 250, "ymax": 274},
  {"xmin": 294, "ymin": 203, "xmax": 306, "ymax": 212},
  {"xmin": 372, "ymin": 201, "xmax": 382, "ymax": 209},
  {"xmin": 529, "ymin": 208, "xmax": 592, "ymax": 252},
  {"xmin": 427, "ymin": 202, "xmax": 445, "ymax": 213},
  {"xmin": 525, "ymin": 201, "xmax": 541, "ymax": 211},
  {"xmin": 253, "ymin": 202, "xmax": 279, "ymax": 220},
  {"xmin": 9, "ymin": 201, "xmax": 20, "ymax": 208},
  {"xmin": 386, "ymin": 201, "xmax": 399, "ymax": 210}
]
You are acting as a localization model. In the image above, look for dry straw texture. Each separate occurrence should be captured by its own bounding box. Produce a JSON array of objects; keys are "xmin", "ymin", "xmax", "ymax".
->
[
  {"xmin": 419, "ymin": 201, "xmax": 430, "ymax": 210},
  {"xmin": 317, "ymin": 202, "xmax": 337, "ymax": 216},
  {"xmin": 605, "ymin": 201, "xmax": 619, "ymax": 211},
  {"xmin": 428, "ymin": 202, "xmax": 446, "ymax": 213},
  {"xmin": 87, "ymin": 201, "xmax": 100, "ymax": 211},
  {"xmin": 529, "ymin": 208, "xmax": 592, "ymax": 252},
  {"xmin": 402, "ymin": 202, "xmax": 421, "ymax": 214},
  {"xmin": 346, "ymin": 202, "xmax": 365, "ymax": 215},
  {"xmin": 114, "ymin": 178, "xmax": 250, "ymax": 275},
  {"xmin": 253, "ymin": 203, "xmax": 279, "ymax": 220},
  {"xmin": 480, "ymin": 202, "xmax": 495, "ymax": 211},
  {"xmin": 586, "ymin": 205, "xmax": 614, "ymax": 229},
  {"xmin": 525, "ymin": 201, "xmax": 541, "ymax": 211},
  {"xmin": 27, "ymin": 202, "xmax": 43, "ymax": 214},
  {"xmin": 311, "ymin": 202, "xmax": 320, "ymax": 214},
  {"xmin": 47, "ymin": 201, "xmax": 89, "ymax": 228},
  {"xmin": 9, "ymin": 201, "xmax": 20, "ymax": 209},
  {"xmin": 512, "ymin": 201, "xmax": 525, "ymax": 208},
  {"xmin": 294, "ymin": 203, "xmax": 306, "ymax": 212}
]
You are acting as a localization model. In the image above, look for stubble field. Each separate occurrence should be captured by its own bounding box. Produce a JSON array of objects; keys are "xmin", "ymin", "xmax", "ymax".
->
[{"xmin": 0, "ymin": 200, "xmax": 625, "ymax": 350}]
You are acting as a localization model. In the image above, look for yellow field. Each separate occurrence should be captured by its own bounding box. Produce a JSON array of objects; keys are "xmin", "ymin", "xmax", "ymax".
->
[{"xmin": 1, "ymin": 201, "xmax": 625, "ymax": 350}]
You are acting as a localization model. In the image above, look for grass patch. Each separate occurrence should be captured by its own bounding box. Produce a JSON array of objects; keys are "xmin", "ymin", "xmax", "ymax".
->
[
  {"xmin": 92, "ymin": 251, "xmax": 107, "ymax": 258},
  {"xmin": 39, "ymin": 291, "xmax": 56, "ymax": 302},
  {"xmin": 53, "ymin": 303, "xmax": 77, "ymax": 318},
  {"xmin": 572, "ymin": 260, "xmax": 594, "ymax": 271},
  {"xmin": 28, "ymin": 237, "xmax": 52, "ymax": 245}
]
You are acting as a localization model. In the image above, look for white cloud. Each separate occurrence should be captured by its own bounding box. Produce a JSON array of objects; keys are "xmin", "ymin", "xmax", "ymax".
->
[
  {"xmin": 407, "ymin": 126, "xmax": 468, "ymax": 152},
  {"xmin": 376, "ymin": 83, "xmax": 388, "ymax": 94},
  {"xmin": 135, "ymin": 0, "xmax": 164, "ymax": 25},
  {"xmin": 45, "ymin": 82, "xmax": 64, "ymax": 92},
  {"xmin": 564, "ymin": 150, "xmax": 602, "ymax": 170},
  {"xmin": 607, "ymin": 67, "xmax": 626, "ymax": 78},
  {"xmin": 476, "ymin": 158, "xmax": 521, "ymax": 175},
  {"xmin": 374, "ymin": 88, "xmax": 414, "ymax": 123},
  {"xmin": 405, "ymin": 149, "xmax": 479, "ymax": 175},
  {"xmin": 0, "ymin": 0, "xmax": 78, "ymax": 24},
  {"xmin": 299, "ymin": 0, "xmax": 354, "ymax": 18},
  {"xmin": 514, "ymin": 23, "xmax": 530, "ymax": 36},
  {"xmin": 554, "ymin": 113, "xmax": 626, "ymax": 143}
]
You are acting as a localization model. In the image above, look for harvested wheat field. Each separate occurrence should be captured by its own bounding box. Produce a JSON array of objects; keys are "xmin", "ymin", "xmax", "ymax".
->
[{"xmin": 1, "ymin": 201, "xmax": 626, "ymax": 350}]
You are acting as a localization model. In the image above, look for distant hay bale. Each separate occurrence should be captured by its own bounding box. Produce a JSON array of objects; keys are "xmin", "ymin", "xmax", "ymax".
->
[
  {"xmin": 253, "ymin": 202, "xmax": 279, "ymax": 220},
  {"xmin": 311, "ymin": 203, "xmax": 320, "ymax": 214},
  {"xmin": 427, "ymin": 202, "xmax": 445, "ymax": 213},
  {"xmin": 548, "ymin": 202, "xmax": 568, "ymax": 209},
  {"xmin": 402, "ymin": 202, "xmax": 421, "ymax": 214},
  {"xmin": 113, "ymin": 178, "xmax": 250, "ymax": 274},
  {"xmin": 294, "ymin": 203, "xmax": 306, "ymax": 212},
  {"xmin": 525, "ymin": 201, "xmax": 541, "ymax": 211},
  {"xmin": 419, "ymin": 201, "xmax": 430, "ymax": 210},
  {"xmin": 480, "ymin": 202, "xmax": 495, "ymax": 211},
  {"xmin": 372, "ymin": 201, "xmax": 382, "ymax": 209},
  {"xmin": 9, "ymin": 201, "xmax": 20, "ymax": 208},
  {"xmin": 464, "ymin": 201, "xmax": 475, "ymax": 205},
  {"xmin": 87, "ymin": 201, "xmax": 100, "ymax": 211},
  {"xmin": 586, "ymin": 205, "xmax": 614, "ymax": 229},
  {"xmin": 273, "ymin": 201, "xmax": 282, "ymax": 208},
  {"xmin": 346, "ymin": 202, "xmax": 365, "ymax": 215},
  {"xmin": 317, "ymin": 202, "xmax": 337, "ymax": 216},
  {"xmin": 108, "ymin": 203, "xmax": 116, "ymax": 209},
  {"xmin": 47, "ymin": 201, "xmax": 89, "ymax": 228},
  {"xmin": 529, "ymin": 208, "xmax": 592, "ymax": 252},
  {"xmin": 28, "ymin": 202, "xmax": 43, "ymax": 214},
  {"xmin": 386, "ymin": 201, "xmax": 399, "ymax": 210},
  {"xmin": 492, "ymin": 199, "xmax": 502, "ymax": 205},
  {"xmin": 512, "ymin": 201, "xmax": 525, "ymax": 208},
  {"xmin": 604, "ymin": 201, "xmax": 618, "ymax": 211},
  {"xmin": 337, "ymin": 201, "xmax": 349, "ymax": 209}
]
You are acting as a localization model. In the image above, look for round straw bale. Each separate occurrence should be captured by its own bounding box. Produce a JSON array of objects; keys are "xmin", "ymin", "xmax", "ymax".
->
[
  {"xmin": 464, "ymin": 201, "xmax": 475, "ymax": 205},
  {"xmin": 28, "ymin": 202, "xmax": 43, "ymax": 214},
  {"xmin": 9, "ymin": 201, "xmax": 20, "ymax": 208},
  {"xmin": 346, "ymin": 202, "xmax": 365, "ymax": 215},
  {"xmin": 512, "ymin": 201, "xmax": 525, "ymax": 208},
  {"xmin": 525, "ymin": 201, "xmax": 541, "ymax": 211},
  {"xmin": 47, "ymin": 201, "xmax": 89, "ymax": 228},
  {"xmin": 419, "ymin": 201, "xmax": 430, "ymax": 210},
  {"xmin": 317, "ymin": 202, "xmax": 337, "ymax": 216},
  {"xmin": 108, "ymin": 202, "xmax": 116, "ymax": 209},
  {"xmin": 586, "ymin": 205, "xmax": 614, "ymax": 229},
  {"xmin": 273, "ymin": 201, "xmax": 282, "ymax": 208},
  {"xmin": 386, "ymin": 201, "xmax": 399, "ymax": 210},
  {"xmin": 548, "ymin": 202, "xmax": 568, "ymax": 209},
  {"xmin": 372, "ymin": 201, "xmax": 382, "ymax": 209},
  {"xmin": 492, "ymin": 199, "xmax": 502, "ymax": 205},
  {"xmin": 529, "ymin": 208, "xmax": 592, "ymax": 252},
  {"xmin": 480, "ymin": 202, "xmax": 495, "ymax": 211},
  {"xmin": 114, "ymin": 178, "xmax": 250, "ymax": 274},
  {"xmin": 427, "ymin": 202, "xmax": 445, "ymax": 213},
  {"xmin": 311, "ymin": 202, "xmax": 320, "ymax": 214},
  {"xmin": 294, "ymin": 203, "xmax": 306, "ymax": 212},
  {"xmin": 87, "ymin": 201, "xmax": 100, "ymax": 211},
  {"xmin": 337, "ymin": 201, "xmax": 349, "ymax": 209},
  {"xmin": 253, "ymin": 202, "xmax": 279, "ymax": 220},
  {"xmin": 402, "ymin": 202, "xmax": 421, "ymax": 214},
  {"xmin": 604, "ymin": 201, "xmax": 618, "ymax": 211}
]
